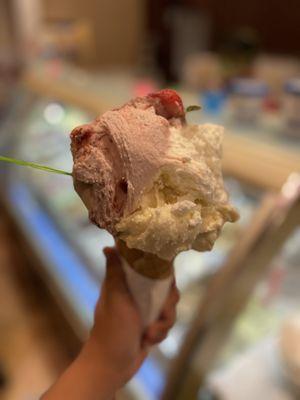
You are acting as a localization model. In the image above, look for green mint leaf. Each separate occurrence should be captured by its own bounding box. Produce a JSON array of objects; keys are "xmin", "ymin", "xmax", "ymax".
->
[
  {"xmin": 0, "ymin": 156, "xmax": 72, "ymax": 176},
  {"xmin": 186, "ymin": 105, "xmax": 201, "ymax": 113}
]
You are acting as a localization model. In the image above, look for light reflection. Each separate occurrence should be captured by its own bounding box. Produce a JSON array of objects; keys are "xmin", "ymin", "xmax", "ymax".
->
[{"xmin": 44, "ymin": 103, "xmax": 65, "ymax": 125}]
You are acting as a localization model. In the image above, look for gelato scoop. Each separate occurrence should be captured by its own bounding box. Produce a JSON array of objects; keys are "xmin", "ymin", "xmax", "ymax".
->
[{"xmin": 71, "ymin": 89, "xmax": 239, "ymax": 260}]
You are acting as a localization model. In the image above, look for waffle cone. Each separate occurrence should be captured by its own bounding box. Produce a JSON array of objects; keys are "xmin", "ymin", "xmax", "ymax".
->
[{"xmin": 116, "ymin": 239, "xmax": 173, "ymax": 279}]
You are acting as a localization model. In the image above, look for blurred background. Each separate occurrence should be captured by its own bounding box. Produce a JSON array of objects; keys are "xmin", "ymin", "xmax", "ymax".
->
[{"xmin": 0, "ymin": 1, "xmax": 300, "ymax": 399}]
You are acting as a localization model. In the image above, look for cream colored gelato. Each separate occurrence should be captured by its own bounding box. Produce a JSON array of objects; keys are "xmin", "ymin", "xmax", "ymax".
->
[{"xmin": 116, "ymin": 123, "xmax": 238, "ymax": 260}]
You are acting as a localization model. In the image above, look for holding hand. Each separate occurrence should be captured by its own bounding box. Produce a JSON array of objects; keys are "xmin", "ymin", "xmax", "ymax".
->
[
  {"xmin": 90, "ymin": 247, "xmax": 179, "ymax": 386},
  {"xmin": 42, "ymin": 247, "xmax": 179, "ymax": 400}
]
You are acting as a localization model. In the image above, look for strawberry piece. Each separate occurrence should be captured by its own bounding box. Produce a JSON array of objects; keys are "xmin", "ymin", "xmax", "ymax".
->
[{"xmin": 148, "ymin": 89, "xmax": 185, "ymax": 119}]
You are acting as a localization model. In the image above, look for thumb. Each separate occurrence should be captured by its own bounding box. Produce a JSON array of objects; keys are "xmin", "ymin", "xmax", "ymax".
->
[{"xmin": 103, "ymin": 247, "xmax": 129, "ymax": 295}]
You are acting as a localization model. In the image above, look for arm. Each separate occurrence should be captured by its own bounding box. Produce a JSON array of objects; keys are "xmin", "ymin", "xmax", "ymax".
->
[{"xmin": 42, "ymin": 248, "xmax": 179, "ymax": 400}]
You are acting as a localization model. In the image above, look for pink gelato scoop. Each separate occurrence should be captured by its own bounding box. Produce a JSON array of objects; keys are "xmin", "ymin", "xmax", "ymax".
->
[{"xmin": 70, "ymin": 90, "xmax": 185, "ymax": 234}]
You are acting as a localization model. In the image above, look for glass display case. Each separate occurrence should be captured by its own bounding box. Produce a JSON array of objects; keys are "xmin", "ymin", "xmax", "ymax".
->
[
  {"xmin": 1, "ymin": 64, "xmax": 299, "ymax": 400},
  {"xmin": 161, "ymin": 175, "xmax": 300, "ymax": 400}
]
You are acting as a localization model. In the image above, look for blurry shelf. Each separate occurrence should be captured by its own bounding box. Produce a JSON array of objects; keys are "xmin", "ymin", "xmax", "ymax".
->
[
  {"xmin": 22, "ymin": 68, "xmax": 108, "ymax": 115},
  {"xmin": 223, "ymin": 132, "xmax": 300, "ymax": 191},
  {"xmin": 208, "ymin": 338, "xmax": 292, "ymax": 400},
  {"xmin": 6, "ymin": 180, "xmax": 98, "ymax": 340}
]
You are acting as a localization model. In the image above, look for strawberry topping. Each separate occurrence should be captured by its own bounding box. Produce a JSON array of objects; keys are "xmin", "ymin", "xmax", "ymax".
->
[{"xmin": 148, "ymin": 89, "xmax": 185, "ymax": 119}]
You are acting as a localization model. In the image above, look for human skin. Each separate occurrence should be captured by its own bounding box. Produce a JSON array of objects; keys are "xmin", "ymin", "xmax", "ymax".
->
[{"xmin": 42, "ymin": 247, "xmax": 179, "ymax": 400}]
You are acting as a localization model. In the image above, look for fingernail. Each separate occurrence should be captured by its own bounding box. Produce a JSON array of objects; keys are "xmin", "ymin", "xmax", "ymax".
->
[
  {"xmin": 103, "ymin": 248, "xmax": 109, "ymax": 257},
  {"xmin": 103, "ymin": 247, "xmax": 114, "ymax": 256}
]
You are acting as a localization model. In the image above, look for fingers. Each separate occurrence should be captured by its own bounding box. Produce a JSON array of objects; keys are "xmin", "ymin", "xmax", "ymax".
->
[
  {"xmin": 144, "ymin": 314, "xmax": 175, "ymax": 345},
  {"xmin": 103, "ymin": 246, "xmax": 122, "ymax": 267},
  {"xmin": 160, "ymin": 281, "xmax": 180, "ymax": 318},
  {"xmin": 103, "ymin": 247, "xmax": 128, "ymax": 295},
  {"xmin": 143, "ymin": 283, "xmax": 180, "ymax": 346}
]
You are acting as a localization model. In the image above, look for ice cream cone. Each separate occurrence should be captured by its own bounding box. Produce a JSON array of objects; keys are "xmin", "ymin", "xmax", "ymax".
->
[
  {"xmin": 116, "ymin": 239, "xmax": 173, "ymax": 279},
  {"xmin": 115, "ymin": 239, "xmax": 174, "ymax": 326}
]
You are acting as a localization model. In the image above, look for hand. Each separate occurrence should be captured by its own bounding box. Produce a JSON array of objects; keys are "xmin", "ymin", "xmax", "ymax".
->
[
  {"xmin": 42, "ymin": 247, "xmax": 179, "ymax": 400},
  {"xmin": 88, "ymin": 247, "xmax": 180, "ymax": 386}
]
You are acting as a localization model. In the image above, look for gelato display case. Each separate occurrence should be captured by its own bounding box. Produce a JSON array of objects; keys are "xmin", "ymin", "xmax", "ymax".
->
[
  {"xmin": 1, "ymin": 64, "xmax": 299, "ymax": 400},
  {"xmin": 162, "ymin": 177, "xmax": 300, "ymax": 400}
]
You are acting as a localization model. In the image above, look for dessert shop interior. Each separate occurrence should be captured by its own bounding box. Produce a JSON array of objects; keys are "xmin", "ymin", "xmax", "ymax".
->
[{"xmin": 0, "ymin": 1, "xmax": 300, "ymax": 399}]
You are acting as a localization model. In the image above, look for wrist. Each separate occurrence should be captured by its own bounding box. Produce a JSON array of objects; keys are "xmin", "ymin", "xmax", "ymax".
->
[
  {"xmin": 42, "ymin": 339, "xmax": 118, "ymax": 400},
  {"xmin": 79, "ymin": 337, "xmax": 123, "ymax": 393}
]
